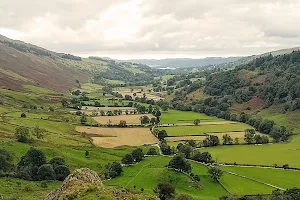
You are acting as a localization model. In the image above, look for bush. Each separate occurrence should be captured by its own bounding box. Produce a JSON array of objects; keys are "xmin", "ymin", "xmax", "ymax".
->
[
  {"xmin": 37, "ymin": 164, "xmax": 56, "ymax": 180},
  {"xmin": 147, "ymin": 148, "xmax": 158, "ymax": 155},
  {"xmin": 0, "ymin": 150, "xmax": 13, "ymax": 172},
  {"xmin": 121, "ymin": 154, "xmax": 134, "ymax": 164},
  {"xmin": 15, "ymin": 127, "xmax": 31, "ymax": 143},
  {"xmin": 21, "ymin": 113, "xmax": 26, "ymax": 118},
  {"xmin": 40, "ymin": 181, "xmax": 48, "ymax": 188},
  {"xmin": 49, "ymin": 157, "xmax": 65, "ymax": 168},
  {"xmin": 54, "ymin": 165, "xmax": 70, "ymax": 181},
  {"xmin": 176, "ymin": 194, "xmax": 194, "ymax": 200}
]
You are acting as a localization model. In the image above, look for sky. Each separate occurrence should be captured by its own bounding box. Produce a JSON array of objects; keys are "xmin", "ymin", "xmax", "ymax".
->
[{"xmin": 0, "ymin": 0, "xmax": 300, "ymax": 59}]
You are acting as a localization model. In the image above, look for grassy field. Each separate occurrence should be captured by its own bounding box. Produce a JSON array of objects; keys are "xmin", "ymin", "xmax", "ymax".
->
[
  {"xmin": 206, "ymin": 107, "xmax": 300, "ymax": 168},
  {"xmin": 160, "ymin": 110, "xmax": 223, "ymax": 124},
  {"xmin": 220, "ymin": 166, "xmax": 300, "ymax": 189},
  {"xmin": 158, "ymin": 123, "xmax": 253, "ymax": 136},
  {"xmin": 106, "ymin": 156, "xmax": 227, "ymax": 200},
  {"xmin": 0, "ymin": 178, "xmax": 61, "ymax": 200},
  {"xmin": 220, "ymin": 172, "xmax": 274, "ymax": 195}
]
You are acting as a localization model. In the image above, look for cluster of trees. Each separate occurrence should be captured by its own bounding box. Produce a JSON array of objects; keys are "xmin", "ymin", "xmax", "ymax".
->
[
  {"xmin": 121, "ymin": 148, "xmax": 145, "ymax": 165},
  {"xmin": 104, "ymin": 162, "xmax": 123, "ymax": 179},
  {"xmin": 244, "ymin": 129, "xmax": 269, "ymax": 144},
  {"xmin": 61, "ymin": 53, "xmax": 82, "ymax": 61},
  {"xmin": 2, "ymin": 40, "xmax": 52, "ymax": 56},
  {"xmin": 1, "ymin": 148, "xmax": 70, "ymax": 181},
  {"xmin": 14, "ymin": 126, "xmax": 44, "ymax": 143}
]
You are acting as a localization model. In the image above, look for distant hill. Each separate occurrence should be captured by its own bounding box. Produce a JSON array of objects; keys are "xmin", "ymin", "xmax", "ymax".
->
[{"xmin": 122, "ymin": 57, "xmax": 242, "ymax": 68}]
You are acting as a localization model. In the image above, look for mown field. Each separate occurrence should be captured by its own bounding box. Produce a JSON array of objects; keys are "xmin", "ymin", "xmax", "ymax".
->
[
  {"xmin": 158, "ymin": 123, "xmax": 254, "ymax": 136},
  {"xmin": 220, "ymin": 166, "xmax": 300, "ymax": 189},
  {"xmin": 106, "ymin": 156, "xmax": 227, "ymax": 200},
  {"xmin": 160, "ymin": 110, "xmax": 223, "ymax": 124}
]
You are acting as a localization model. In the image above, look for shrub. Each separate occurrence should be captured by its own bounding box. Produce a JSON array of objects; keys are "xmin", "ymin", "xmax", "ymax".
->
[
  {"xmin": 0, "ymin": 150, "xmax": 13, "ymax": 172},
  {"xmin": 37, "ymin": 164, "xmax": 56, "ymax": 180},
  {"xmin": 49, "ymin": 157, "xmax": 65, "ymax": 168},
  {"xmin": 40, "ymin": 181, "xmax": 48, "ymax": 188},
  {"xmin": 147, "ymin": 148, "xmax": 158, "ymax": 155},
  {"xmin": 15, "ymin": 127, "xmax": 31, "ymax": 143},
  {"xmin": 21, "ymin": 113, "xmax": 26, "ymax": 118},
  {"xmin": 54, "ymin": 165, "xmax": 70, "ymax": 181}
]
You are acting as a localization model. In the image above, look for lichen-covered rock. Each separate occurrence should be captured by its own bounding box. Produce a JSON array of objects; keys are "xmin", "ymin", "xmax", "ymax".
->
[{"xmin": 45, "ymin": 168, "xmax": 102, "ymax": 200}]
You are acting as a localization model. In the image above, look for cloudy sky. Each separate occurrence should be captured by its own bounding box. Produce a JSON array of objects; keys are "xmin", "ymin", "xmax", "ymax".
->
[{"xmin": 0, "ymin": 0, "xmax": 300, "ymax": 59}]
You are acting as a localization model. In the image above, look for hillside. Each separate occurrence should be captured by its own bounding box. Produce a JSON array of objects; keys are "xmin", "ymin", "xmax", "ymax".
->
[
  {"xmin": 122, "ymin": 57, "xmax": 241, "ymax": 68},
  {"xmin": 0, "ymin": 35, "xmax": 158, "ymax": 92}
]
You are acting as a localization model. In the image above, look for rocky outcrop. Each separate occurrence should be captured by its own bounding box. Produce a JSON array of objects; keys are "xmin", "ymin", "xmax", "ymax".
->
[{"xmin": 45, "ymin": 168, "xmax": 102, "ymax": 200}]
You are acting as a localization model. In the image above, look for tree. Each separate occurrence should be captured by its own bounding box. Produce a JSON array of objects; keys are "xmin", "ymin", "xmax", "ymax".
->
[
  {"xmin": 85, "ymin": 150, "xmax": 89, "ymax": 158},
  {"xmin": 121, "ymin": 154, "xmax": 134, "ymax": 164},
  {"xmin": 154, "ymin": 182, "xmax": 175, "ymax": 200},
  {"xmin": 94, "ymin": 101, "xmax": 101, "ymax": 107},
  {"xmin": 37, "ymin": 164, "xmax": 56, "ymax": 180},
  {"xmin": 21, "ymin": 113, "xmax": 27, "ymax": 118},
  {"xmin": 54, "ymin": 165, "xmax": 70, "ymax": 181},
  {"xmin": 49, "ymin": 157, "xmax": 65, "ymax": 168},
  {"xmin": 104, "ymin": 162, "xmax": 123, "ymax": 179},
  {"xmin": 244, "ymin": 129, "xmax": 255, "ymax": 144},
  {"xmin": 61, "ymin": 99, "xmax": 69, "ymax": 107},
  {"xmin": 148, "ymin": 105, "xmax": 153, "ymax": 113},
  {"xmin": 203, "ymin": 135, "xmax": 219, "ymax": 147},
  {"xmin": 80, "ymin": 115, "xmax": 87, "ymax": 124},
  {"xmin": 178, "ymin": 144, "xmax": 193, "ymax": 159},
  {"xmin": 0, "ymin": 150, "xmax": 13, "ymax": 172},
  {"xmin": 161, "ymin": 105, "xmax": 168, "ymax": 112},
  {"xmin": 160, "ymin": 143, "xmax": 172, "ymax": 155},
  {"xmin": 222, "ymin": 134, "xmax": 233, "ymax": 145},
  {"xmin": 168, "ymin": 155, "xmax": 192, "ymax": 173},
  {"xmin": 194, "ymin": 119, "xmax": 200, "ymax": 125},
  {"xmin": 191, "ymin": 151, "xmax": 212, "ymax": 163},
  {"xmin": 17, "ymin": 148, "xmax": 46, "ymax": 180},
  {"xmin": 140, "ymin": 115, "xmax": 150, "ymax": 124},
  {"xmin": 234, "ymin": 137, "xmax": 239, "ymax": 145},
  {"xmin": 147, "ymin": 148, "xmax": 158, "ymax": 155},
  {"xmin": 15, "ymin": 127, "xmax": 31, "ymax": 143},
  {"xmin": 157, "ymin": 130, "xmax": 168, "ymax": 141},
  {"xmin": 150, "ymin": 117, "xmax": 157, "ymax": 125},
  {"xmin": 131, "ymin": 148, "xmax": 144, "ymax": 162},
  {"xmin": 32, "ymin": 126, "xmax": 44, "ymax": 139},
  {"xmin": 119, "ymin": 120, "xmax": 127, "ymax": 127},
  {"xmin": 207, "ymin": 167, "xmax": 223, "ymax": 182}
]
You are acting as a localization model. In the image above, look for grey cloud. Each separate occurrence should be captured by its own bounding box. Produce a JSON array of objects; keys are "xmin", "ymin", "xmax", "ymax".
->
[{"xmin": 0, "ymin": 0, "xmax": 300, "ymax": 58}]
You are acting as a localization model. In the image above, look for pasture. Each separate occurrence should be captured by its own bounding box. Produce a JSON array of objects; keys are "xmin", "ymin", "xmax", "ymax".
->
[
  {"xmin": 158, "ymin": 123, "xmax": 253, "ymax": 136},
  {"xmin": 106, "ymin": 156, "xmax": 227, "ymax": 200},
  {"xmin": 81, "ymin": 106, "xmax": 136, "ymax": 112},
  {"xmin": 220, "ymin": 172, "xmax": 274, "ymax": 195},
  {"xmin": 160, "ymin": 110, "xmax": 223, "ymax": 124},
  {"xmin": 92, "ymin": 114, "xmax": 154, "ymax": 125},
  {"xmin": 75, "ymin": 127, "xmax": 158, "ymax": 148},
  {"xmin": 206, "ymin": 135, "xmax": 300, "ymax": 168},
  {"xmin": 220, "ymin": 166, "xmax": 300, "ymax": 189}
]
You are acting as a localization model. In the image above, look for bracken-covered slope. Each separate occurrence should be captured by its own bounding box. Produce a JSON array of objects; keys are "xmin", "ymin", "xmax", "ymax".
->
[{"xmin": 0, "ymin": 35, "xmax": 92, "ymax": 92}]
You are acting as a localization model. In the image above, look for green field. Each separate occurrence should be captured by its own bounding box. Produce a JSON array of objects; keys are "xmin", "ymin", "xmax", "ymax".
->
[
  {"xmin": 158, "ymin": 123, "xmax": 252, "ymax": 136},
  {"xmin": 220, "ymin": 166, "xmax": 300, "ymax": 189},
  {"xmin": 106, "ymin": 156, "xmax": 227, "ymax": 200},
  {"xmin": 160, "ymin": 110, "xmax": 223, "ymax": 124},
  {"xmin": 206, "ymin": 135, "xmax": 300, "ymax": 168},
  {"xmin": 220, "ymin": 172, "xmax": 274, "ymax": 195},
  {"xmin": 0, "ymin": 178, "xmax": 61, "ymax": 200}
]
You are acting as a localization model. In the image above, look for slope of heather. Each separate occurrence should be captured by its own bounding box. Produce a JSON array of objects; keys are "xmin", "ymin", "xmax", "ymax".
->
[{"xmin": 0, "ymin": 42, "xmax": 92, "ymax": 92}]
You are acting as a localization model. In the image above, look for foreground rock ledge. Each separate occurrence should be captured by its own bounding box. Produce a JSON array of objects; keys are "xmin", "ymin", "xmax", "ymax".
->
[{"xmin": 45, "ymin": 168, "xmax": 102, "ymax": 200}]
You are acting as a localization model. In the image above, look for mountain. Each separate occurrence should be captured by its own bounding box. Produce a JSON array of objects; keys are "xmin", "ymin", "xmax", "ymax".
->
[{"xmin": 122, "ymin": 57, "xmax": 242, "ymax": 68}]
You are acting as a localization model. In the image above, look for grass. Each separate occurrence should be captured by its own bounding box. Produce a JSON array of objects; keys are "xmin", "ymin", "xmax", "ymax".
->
[
  {"xmin": 80, "ymin": 83, "xmax": 103, "ymax": 93},
  {"xmin": 206, "ymin": 107, "xmax": 300, "ymax": 168},
  {"xmin": 0, "ymin": 178, "xmax": 61, "ymax": 200},
  {"xmin": 106, "ymin": 156, "xmax": 227, "ymax": 200},
  {"xmin": 106, "ymin": 79, "xmax": 125, "ymax": 84},
  {"xmin": 220, "ymin": 172, "xmax": 274, "ymax": 195},
  {"xmin": 160, "ymin": 110, "xmax": 223, "ymax": 124},
  {"xmin": 158, "ymin": 124, "xmax": 252, "ymax": 136},
  {"xmin": 220, "ymin": 166, "xmax": 300, "ymax": 189}
]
